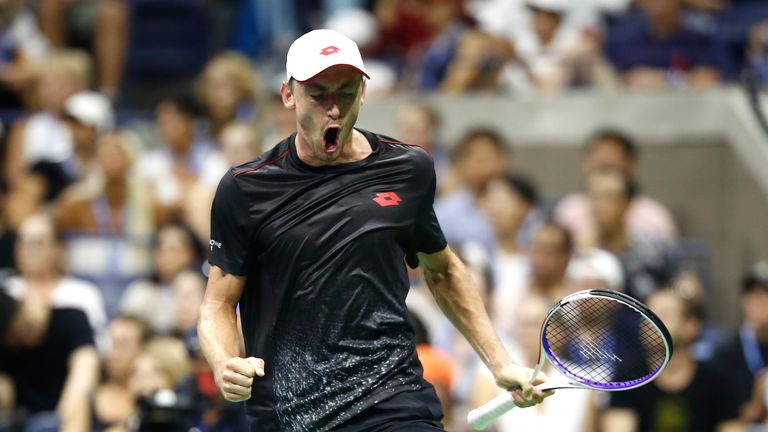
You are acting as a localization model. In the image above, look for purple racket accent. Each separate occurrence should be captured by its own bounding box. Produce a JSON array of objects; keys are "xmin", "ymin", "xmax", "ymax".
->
[{"xmin": 541, "ymin": 295, "xmax": 668, "ymax": 390}]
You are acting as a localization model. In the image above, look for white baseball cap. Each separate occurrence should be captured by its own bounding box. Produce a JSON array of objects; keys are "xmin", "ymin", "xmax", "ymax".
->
[
  {"xmin": 285, "ymin": 29, "xmax": 370, "ymax": 82},
  {"xmin": 525, "ymin": 0, "xmax": 570, "ymax": 13},
  {"xmin": 63, "ymin": 91, "xmax": 114, "ymax": 134}
]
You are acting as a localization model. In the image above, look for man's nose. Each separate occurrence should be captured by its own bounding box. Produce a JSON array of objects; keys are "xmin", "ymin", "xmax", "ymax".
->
[{"xmin": 326, "ymin": 95, "xmax": 341, "ymax": 119}]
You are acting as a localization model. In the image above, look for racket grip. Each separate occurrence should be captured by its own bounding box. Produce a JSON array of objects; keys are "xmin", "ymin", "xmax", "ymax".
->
[{"xmin": 467, "ymin": 392, "xmax": 516, "ymax": 430}]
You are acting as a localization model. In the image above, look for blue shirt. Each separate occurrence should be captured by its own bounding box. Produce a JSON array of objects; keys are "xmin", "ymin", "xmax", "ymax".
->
[{"xmin": 606, "ymin": 12, "xmax": 726, "ymax": 73}]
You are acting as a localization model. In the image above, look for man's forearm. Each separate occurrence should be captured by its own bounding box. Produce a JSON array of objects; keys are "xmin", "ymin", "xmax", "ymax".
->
[
  {"xmin": 424, "ymin": 252, "xmax": 512, "ymax": 373},
  {"xmin": 198, "ymin": 301, "xmax": 244, "ymax": 378}
]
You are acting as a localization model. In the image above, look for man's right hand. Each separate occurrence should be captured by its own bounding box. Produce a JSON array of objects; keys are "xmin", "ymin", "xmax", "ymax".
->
[{"xmin": 218, "ymin": 357, "xmax": 265, "ymax": 402}]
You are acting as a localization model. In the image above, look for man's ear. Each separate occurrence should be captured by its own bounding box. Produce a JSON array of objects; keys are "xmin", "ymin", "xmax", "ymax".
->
[
  {"xmin": 359, "ymin": 79, "xmax": 366, "ymax": 106},
  {"xmin": 281, "ymin": 81, "xmax": 296, "ymax": 110}
]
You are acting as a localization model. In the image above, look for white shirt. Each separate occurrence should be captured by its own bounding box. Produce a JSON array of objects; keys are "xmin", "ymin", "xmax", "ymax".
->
[
  {"xmin": 120, "ymin": 280, "xmax": 176, "ymax": 334},
  {"xmin": 137, "ymin": 145, "xmax": 228, "ymax": 205},
  {"xmin": 4, "ymin": 276, "xmax": 108, "ymax": 352},
  {"xmin": 491, "ymin": 250, "xmax": 530, "ymax": 336},
  {"xmin": 476, "ymin": 338, "xmax": 592, "ymax": 432},
  {"xmin": 22, "ymin": 112, "xmax": 73, "ymax": 165},
  {"xmin": 472, "ymin": 0, "xmax": 632, "ymax": 93},
  {"xmin": 495, "ymin": 370, "xmax": 591, "ymax": 432}
]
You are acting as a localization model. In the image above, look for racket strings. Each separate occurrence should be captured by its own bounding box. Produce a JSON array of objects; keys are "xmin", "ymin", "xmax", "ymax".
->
[{"xmin": 543, "ymin": 297, "xmax": 667, "ymax": 388}]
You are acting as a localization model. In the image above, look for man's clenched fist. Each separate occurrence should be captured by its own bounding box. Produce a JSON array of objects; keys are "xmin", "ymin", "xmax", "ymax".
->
[{"xmin": 218, "ymin": 357, "xmax": 265, "ymax": 402}]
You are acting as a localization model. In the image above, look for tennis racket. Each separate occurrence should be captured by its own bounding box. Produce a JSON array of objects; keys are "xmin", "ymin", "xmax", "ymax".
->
[{"xmin": 467, "ymin": 289, "xmax": 673, "ymax": 430}]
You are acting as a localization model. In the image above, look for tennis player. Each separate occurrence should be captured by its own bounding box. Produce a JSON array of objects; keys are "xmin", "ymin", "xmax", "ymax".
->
[{"xmin": 199, "ymin": 29, "xmax": 551, "ymax": 431}]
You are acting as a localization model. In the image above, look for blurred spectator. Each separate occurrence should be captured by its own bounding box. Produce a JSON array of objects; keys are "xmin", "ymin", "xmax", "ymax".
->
[
  {"xmin": 470, "ymin": 294, "xmax": 592, "ymax": 431},
  {"xmin": 396, "ymin": 102, "xmax": 450, "ymax": 188},
  {"xmin": 415, "ymin": 0, "xmax": 511, "ymax": 92},
  {"xmin": 0, "ymin": 288, "xmax": 99, "ymax": 430},
  {"xmin": 325, "ymin": 7, "xmax": 397, "ymax": 95},
  {"xmin": 555, "ymin": 129, "xmax": 678, "ymax": 249},
  {"xmin": 472, "ymin": 0, "xmax": 632, "ymax": 42},
  {"xmin": 586, "ymin": 169, "xmax": 680, "ymax": 300},
  {"xmin": 172, "ymin": 270, "xmax": 206, "ymax": 349},
  {"xmin": 262, "ymin": 91, "xmax": 297, "ymax": 148},
  {"xmin": 89, "ymin": 380, "xmax": 135, "ymax": 432},
  {"xmin": 685, "ymin": 0, "xmax": 728, "ymax": 12},
  {"xmin": 0, "ymin": 0, "xmax": 50, "ymax": 108},
  {"xmin": 56, "ymin": 91, "xmax": 115, "ymax": 189},
  {"xmin": 120, "ymin": 222, "xmax": 203, "ymax": 334},
  {"xmin": 482, "ymin": 0, "xmax": 601, "ymax": 94},
  {"xmin": 605, "ymin": 0, "xmax": 726, "ymax": 89},
  {"xmin": 566, "ymin": 247, "xmax": 625, "ymax": 293},
  {"xmin": 435, "ymin": 128, "xmax": 509, "ymax": 254},
  {"xmin": 12, "ymin": 90, "xmax": 116, "ymax": 205},
  {"xmin": 527, "ymin": 222, "xmax": 573, "ymax": 304},
  {"xmin": 229, "ymin": 0, "xmax": 299, "ymax": 59},
  {"xmin": 105, "ymin": 315, "xmax": 151, "ymax": 387},
  {"xmin": 92, "ymin": 317, "xmax": 149, "ymax": 430},
  {"xmin": 220, "ymin": 122, "xmax": 262, "ymax": 167},
  {"xmin": 747, "ymin": 21, "xmax": 768, "ymax": 86},
  {"xmin": 197, "ymin": 52, "xmax": 263, "ymax": 145},
  {"xmin": 478, "ymin": 174, "xmax": 542, "ymax": 332},
  {"xmin": 0, "ymin": 179, "xmax": 14, "ymax": 271},
  {"xmin": 140, "ymin": 95, "xmax": 227, "ymax": 202},
  {"xmin": 710, "ymin": 261, "xmax": 768, "ymax": 426},
  {"xmin": 36, "ymin": 0, "xmax": 128, "ymax": 97},
  {"xmin": 602, "ymin": 286, "xmax": 727, "ymax": 432},
  {"xmin": 128, "ymin": 336, "xmax": 195, "ymax": 429},
  {"xmin": 137, "ymin": 94, "xmax": 228, "ymax": 241},
  {"xmin": 90, "ymin": 315, "xmax": 150, "ymax": 431},
  {"xmin": 4, "ymin": 213, "xmax": 108, "ymax": 351},
  {"xmin": 130, "ymin": 338, "xmax": 193, "ymax": 396},
  {"xmin": 723, "ymin": 369, "xmax": 768, "ymax": 432},
  {"xmin": 1, "ymin": 164, "xmax": 46, "ymax": 233},
  {"xmin": 55, "ymin": 131, "xmax": 154, "ymax": 317},
  {"xmin": 3, "ymin": 50, "xmax": 90, "ymax": 186},
  {"xmin": 371, "ymin": 0, "xmax": 437, "ymax": 72}
]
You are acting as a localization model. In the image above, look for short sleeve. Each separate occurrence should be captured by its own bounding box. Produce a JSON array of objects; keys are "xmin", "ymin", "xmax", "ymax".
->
[
  {"xmin": 61, "ymin": 309, "xmax": 95, "ymax": 351},
  {"xmin": 406, "ymin": 159, "xmax": 447, "ymax": 268},
  {"xmin": 209, "ymin": 171, "xmax": 253, "ymax": 276}
]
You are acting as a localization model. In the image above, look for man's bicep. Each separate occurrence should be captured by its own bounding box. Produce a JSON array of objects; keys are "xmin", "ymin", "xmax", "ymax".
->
[{"xmin": 204, "ymin": 265, "xmax": 247, "ymax": 307}]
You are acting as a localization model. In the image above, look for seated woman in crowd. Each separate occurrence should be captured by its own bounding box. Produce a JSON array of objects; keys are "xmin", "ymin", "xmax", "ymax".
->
[
  {"xmin": 54, "ymin": 130, "xmax": 156, "ymax": 317},
  {"xmin": 4, "ymin": 212, "xmax": 108, "ymax": 351},
  {"xmin": 119, "ymin": 222, "xmax": 203, "ymax": 334}
]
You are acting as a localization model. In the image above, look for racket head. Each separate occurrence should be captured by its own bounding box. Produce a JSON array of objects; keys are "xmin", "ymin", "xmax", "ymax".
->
[{"xmin": 539, "ymin": 289, "xmax": 673, "ymax": 391}]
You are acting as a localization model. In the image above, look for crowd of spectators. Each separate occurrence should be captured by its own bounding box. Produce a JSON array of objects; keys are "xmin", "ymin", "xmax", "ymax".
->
[
  {"xmin": 0, "ymin": 0, "xmax": 767, "ymax": 431},
  {"xmin": 1, "ymin": 0, "xmax": 768, "ymax": 110}
]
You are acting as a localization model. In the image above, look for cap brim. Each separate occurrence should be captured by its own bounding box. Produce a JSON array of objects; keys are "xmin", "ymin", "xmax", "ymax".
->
[{"xmin": 292, "ymin": 63, "xmax": 370, "ymax": 82}]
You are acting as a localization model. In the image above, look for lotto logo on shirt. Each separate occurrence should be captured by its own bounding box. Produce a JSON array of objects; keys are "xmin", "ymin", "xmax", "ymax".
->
[
  {"xmin": 373, "ymin": 192, "xmax": 402, "ymax": 207},
  {"xmin": 210, "ymin": 240, "xmax": 222, "ymax": 251}
]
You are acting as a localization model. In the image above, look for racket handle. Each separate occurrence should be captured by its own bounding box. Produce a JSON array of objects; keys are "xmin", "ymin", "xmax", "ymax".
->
[{"xmin": 467, "ymin": 392, "xmax": 516, "ymax": 430}]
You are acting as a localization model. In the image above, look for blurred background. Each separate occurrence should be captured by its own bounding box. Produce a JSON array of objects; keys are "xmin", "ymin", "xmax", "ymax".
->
[{"xmin": 1, "ymin": 0, "xmax": 768, "ymax": 430}]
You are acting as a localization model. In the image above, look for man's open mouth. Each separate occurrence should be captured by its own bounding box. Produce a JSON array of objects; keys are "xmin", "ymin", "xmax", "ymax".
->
[{"xmin": 323, "ymin": 126, "xmax": 341, "ymax": 153}]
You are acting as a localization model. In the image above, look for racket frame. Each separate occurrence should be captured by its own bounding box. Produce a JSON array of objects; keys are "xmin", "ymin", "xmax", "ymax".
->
[{"xmin": 537, "ymin": 289, "xmax": 674, "ymax": 392}]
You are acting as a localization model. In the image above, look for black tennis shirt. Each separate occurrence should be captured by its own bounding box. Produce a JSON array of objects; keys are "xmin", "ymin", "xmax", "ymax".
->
[{"xmin": 209, "ymin": 129, "xmax": 448, "ymax": 431}]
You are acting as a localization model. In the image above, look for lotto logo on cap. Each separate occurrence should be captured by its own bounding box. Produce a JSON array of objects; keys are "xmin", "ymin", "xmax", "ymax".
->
[{"xmin": 286, "ymin": 29, "xmax": 370, "ymax": 82}]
